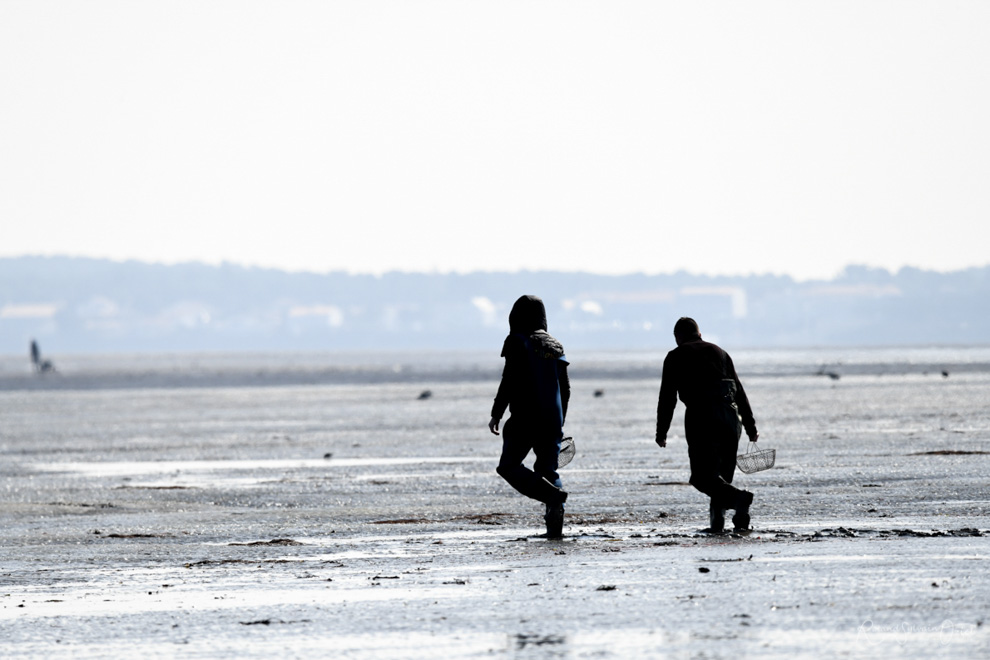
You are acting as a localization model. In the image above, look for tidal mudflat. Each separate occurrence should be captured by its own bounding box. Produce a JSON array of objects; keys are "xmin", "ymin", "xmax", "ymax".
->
[{"xmin": 1, "ymin": 357, "xmax": 988, "ymax": 658}]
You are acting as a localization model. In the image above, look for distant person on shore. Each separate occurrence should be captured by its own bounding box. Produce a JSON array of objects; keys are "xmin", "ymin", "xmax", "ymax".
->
[
  {"xmin": 655, "ymin": 317, "xmax": 758, "ymax": 532},
  {"xmin": 488, "ymin": 295, "xmax": 570, "ymax": 538},
  {"xmin": 29, "ymin": 339, "xmax": 54, "ymax": 373}
]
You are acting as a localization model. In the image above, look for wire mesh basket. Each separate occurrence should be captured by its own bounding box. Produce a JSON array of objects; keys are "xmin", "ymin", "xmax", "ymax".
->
[
  {"xmin": 558, "ymin": 436, "xmax": 576, "ymax": 468},
  {"xmin": 736, "ymin": 442, "xmax": 775, "ymax": 474}
]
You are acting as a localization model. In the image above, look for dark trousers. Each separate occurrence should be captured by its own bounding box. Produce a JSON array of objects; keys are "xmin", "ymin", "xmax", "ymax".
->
[
  {"xmin": 685, "ymin": 405, "xmax": 748, "ymax": 511},
  {"xmin": 496, "ymin": 417, "xmax": 565, "ymax": 506}
]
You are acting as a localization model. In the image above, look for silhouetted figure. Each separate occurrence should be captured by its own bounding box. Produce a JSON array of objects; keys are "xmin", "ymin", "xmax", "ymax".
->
[
  {"xmin": 29, "ymin": 340, "xmax": 54, "ymax": 373},
  {"xmin": 656, "ymin": 317, "xmax": 758, "ymax": 532},
  {"xmin": 488, "ymin": 295, "xmax": 570, "ymax": 538}
]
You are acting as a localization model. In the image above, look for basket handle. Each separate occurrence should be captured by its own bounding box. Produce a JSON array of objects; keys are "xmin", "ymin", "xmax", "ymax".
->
[{"xmin": 745, "ymin": 442, "xmax": 761, "ymax": 454}]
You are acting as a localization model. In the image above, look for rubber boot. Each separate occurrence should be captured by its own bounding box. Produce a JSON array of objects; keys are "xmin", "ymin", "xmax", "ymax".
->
[
  {"xmin": 731, "ymin": 491, "xmax": 754, "ymax": 531},
  {"xmin": 544, "ymin": 503, "xmax": 564, "ymax": 539},
  {"xmin": 543, "ymin": 478, "xmax": 566, "ymax": 539}
]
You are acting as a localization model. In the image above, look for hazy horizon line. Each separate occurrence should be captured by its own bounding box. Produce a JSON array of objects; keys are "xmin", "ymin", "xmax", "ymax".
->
[{"xmin": 5, "ymin": 252, "xmax": 988, "ymax": 283}]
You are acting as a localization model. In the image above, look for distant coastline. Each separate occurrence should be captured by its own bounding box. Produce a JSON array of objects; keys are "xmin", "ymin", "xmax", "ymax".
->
[{"xmin": 3, "ymin": 256, "xmax": 989, "ymax": 354}]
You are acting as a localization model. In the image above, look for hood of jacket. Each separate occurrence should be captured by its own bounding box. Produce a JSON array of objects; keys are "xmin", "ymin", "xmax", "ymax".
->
[
  {"xmin": 506, "ymin": 295, "xmax": 564, "ymax": 359},
  {"xmin": 508, "ymin": 295, "xmax": 547, "ymax": 335}
]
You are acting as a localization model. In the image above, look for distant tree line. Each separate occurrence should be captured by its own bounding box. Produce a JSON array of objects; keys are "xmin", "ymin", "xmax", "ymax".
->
[{"xmin": 2, "ymin": 257, "xmax": 988, "ymax": 353}]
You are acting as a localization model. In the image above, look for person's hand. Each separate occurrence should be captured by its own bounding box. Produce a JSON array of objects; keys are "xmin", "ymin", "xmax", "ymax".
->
[
  {"xmin": 748, "ymin": 431, "xmax": 759, "ymax": 442},
  {"xmin": 488, "ymin": 417, "xmax": 500, "ymax": 435},
  {"xmin": 655, "ymin": 435, "xmax": 666, "ymax": 448}
]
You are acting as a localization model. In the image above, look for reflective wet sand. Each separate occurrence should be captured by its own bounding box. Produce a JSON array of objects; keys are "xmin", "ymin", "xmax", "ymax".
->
[{"xmin": 2, "ymin": 373, "xmax": 988, "ymax": 657}]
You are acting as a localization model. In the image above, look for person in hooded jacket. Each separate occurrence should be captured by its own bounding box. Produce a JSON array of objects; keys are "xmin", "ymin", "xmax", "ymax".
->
[{"xmin": 488, "ymin": 295, "xmax": 570, "ymax": 538}]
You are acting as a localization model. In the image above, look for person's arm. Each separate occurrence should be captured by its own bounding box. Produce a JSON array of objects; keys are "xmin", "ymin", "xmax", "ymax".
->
[
  {"xmin": 727, "ymin": 354, "xmax": 758, "ymax": 441},
  {"xmin": 490, "ymin": 361, "xmax": 510, "ymax": 427},
  {"xmin": 489, "ymin": 337, "xmax": 518, "ymax": 434},
  {"xmin": 655, "ymin": 353, "xmax": 678, "ymax": 447},
  {"xmin": 557, "ymin": 360, "xmax": 570, "ymax": 424}
]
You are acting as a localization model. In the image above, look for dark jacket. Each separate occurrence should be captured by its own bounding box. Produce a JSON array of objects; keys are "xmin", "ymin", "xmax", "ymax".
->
[
  {"xmin": 656, "ymin": 337, "xmax": 756, "ymax": 441},
  {"xmin": 491, "ymin": 296, "xmax": 570, "ymax": 434}
]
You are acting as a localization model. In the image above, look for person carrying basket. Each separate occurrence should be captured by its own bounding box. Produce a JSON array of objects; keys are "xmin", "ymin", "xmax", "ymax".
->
[
  {"xmin": 655, "ymin": 317, "xmax": 759, "ymax": 532},
  {"xmin": 489, "ymin": 295, "xmax": 571, "ymax": 538}
]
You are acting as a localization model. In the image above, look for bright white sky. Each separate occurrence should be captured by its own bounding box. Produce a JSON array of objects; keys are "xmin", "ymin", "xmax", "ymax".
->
[{"xmin": 2, "ymin": 1, "xmax": 988, "ymax": 280}]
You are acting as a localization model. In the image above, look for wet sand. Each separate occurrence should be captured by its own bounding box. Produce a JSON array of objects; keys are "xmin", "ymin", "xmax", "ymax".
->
[{"xmin": 1, "ymin": 371, "xmax": 988, "ymax": 658}]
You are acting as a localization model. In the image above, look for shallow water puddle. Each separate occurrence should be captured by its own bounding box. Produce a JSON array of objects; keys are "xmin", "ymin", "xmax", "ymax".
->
[
  {"xmin": 29, "ymin": 632, "xmax": 511, "ymax": 659},
  {"xmin": 755, "ymin": 623, "xmax": 983, "ymax": 654},
  {"xmin": 28, "ymin": 456, "xmax": 486, "ymax": 477},
  {"xmin": 292, "ymin": 526, "xmax": 544, "ymax": 548},
  {"xmin": 1, "ymin": 583, "xmax": 471, "ymax": 621},
  {"xmin": 354, "ymin": 470, "xmax": 491, "ymax": 481},
  {"xmin": 250, "ymin": 527, "xmax": 549, "ymax": 562},
  {"xmin": 759, "ymin": 552, "xmax": 989, "ymax": 563}
]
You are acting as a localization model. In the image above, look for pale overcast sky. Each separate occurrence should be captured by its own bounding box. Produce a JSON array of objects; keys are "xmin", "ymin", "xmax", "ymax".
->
[{"xmin": 2, "ymin": 1, "xmax": 988, "ymax": 280}]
